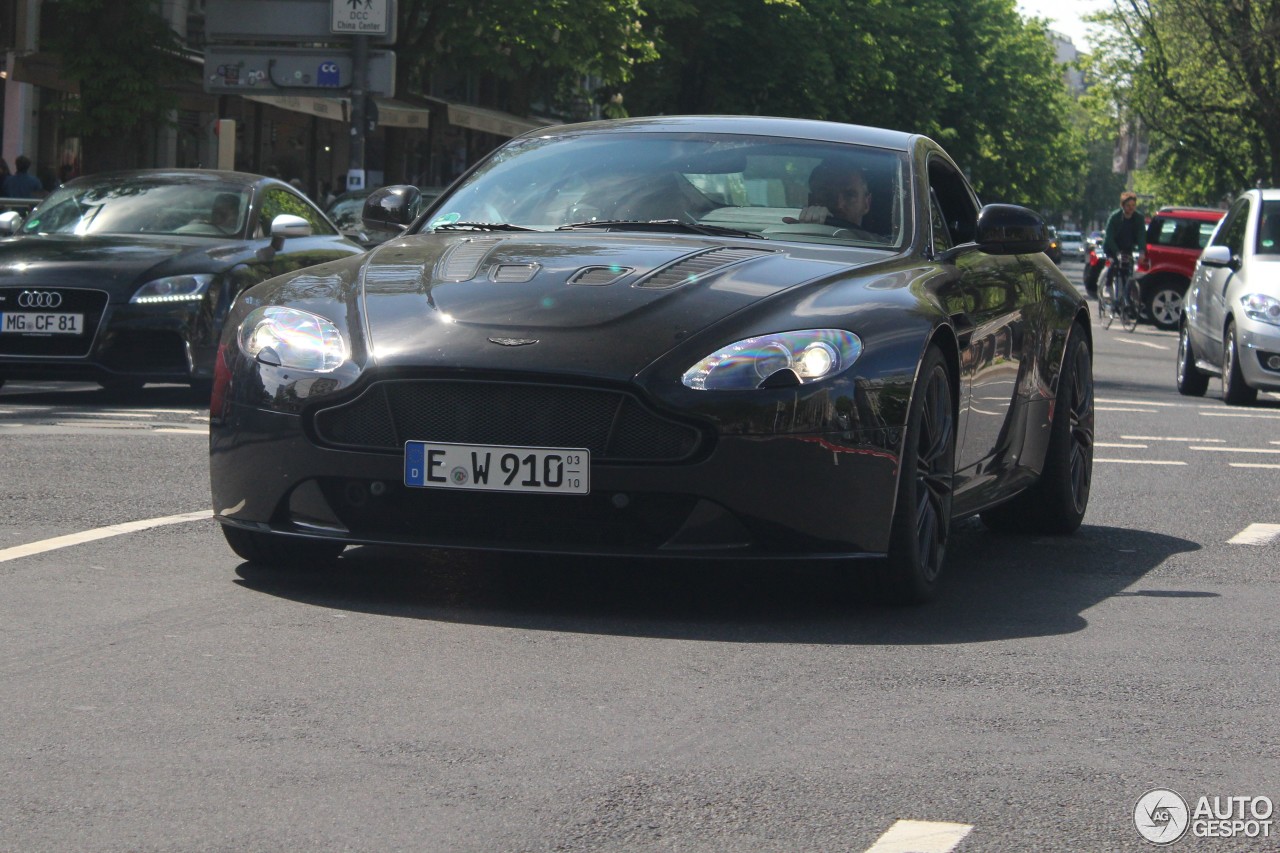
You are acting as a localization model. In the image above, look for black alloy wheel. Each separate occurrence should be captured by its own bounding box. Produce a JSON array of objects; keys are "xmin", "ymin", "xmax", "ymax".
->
[
  {"xmin": 1176, "ymin": 321, "xmax": 1209, "ymax": 397},
  {"xmin": 1222, "ymin": 320, "xmax": 1258, "ymax": 405},
  {"xmin": 878, "ymin": 346, "xmax": 955, "ymax": 603},
  {"xmin": 981, "ymin": 326, "xmax": 1094, "ymax": 534}
]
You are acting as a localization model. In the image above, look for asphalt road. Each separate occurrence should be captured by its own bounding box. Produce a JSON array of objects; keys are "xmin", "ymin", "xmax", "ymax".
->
[{"xmin": 2, "ymin": 259, "xmax": 1277, "ymax": 851}]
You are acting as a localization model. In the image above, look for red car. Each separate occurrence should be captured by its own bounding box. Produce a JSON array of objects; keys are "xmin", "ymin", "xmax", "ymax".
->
[{"xmin": 1136, "ymin": 206, "xmax": 1225, "ymax": 329}]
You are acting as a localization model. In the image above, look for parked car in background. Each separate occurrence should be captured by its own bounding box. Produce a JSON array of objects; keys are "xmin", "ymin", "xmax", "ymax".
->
[
  {"xmin": 1178, "ymin": 189, "xmax": 1280, "ymax": 404},
  {"xmin": 1083, "ymin": 235, "xmax": 1105, "ymax": 295},
  {"xmin": 0, "ymin": 169, "xmax": 365, "ymax": 396},
  {"xmin": 1137, "ymin": 205, "xmax": 1225, "ymax": 330},
  {"xmin": 326, "ymin": 186, "xmax": 442, "ymax": 248},
  {"xmin": 1058, "ymin": 229, "xmax": 1085, "ymax": 260},
  {"xmin": 209, "ymin": 115, "xmax": 1094, "ymax": 604},
  {"xmin": 1045, "ymin": 226, "xmax": 1062, "ymax": 264}
]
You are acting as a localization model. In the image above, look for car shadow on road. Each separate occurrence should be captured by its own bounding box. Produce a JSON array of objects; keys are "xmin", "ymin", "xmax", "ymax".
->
[
  {"xmin": 0, "ymin": 382, "xmax": 207, "ymax": 409},
  {"xmin": 233, "ymin": 519, "xmax": 1203, "ymax": 645}
]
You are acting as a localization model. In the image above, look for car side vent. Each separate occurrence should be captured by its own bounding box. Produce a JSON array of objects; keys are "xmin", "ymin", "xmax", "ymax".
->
[
  {"xmin": 638, "ymin": 247, "xmax": 776, "ymax": 289},
  {"xmin": 568, "ymin": 266, "xmax": 632, "ymax": 286},
  {"xmin": 436, "ymin": 237, "xmax": 501, "ymax": 282}
]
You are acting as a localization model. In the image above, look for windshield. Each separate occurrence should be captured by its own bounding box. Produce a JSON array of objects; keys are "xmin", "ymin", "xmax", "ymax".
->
[
  {"xmin": 21, "ymin": 178, "xmax": 252, "ymax": 238},
  {"xmin": 419, "ymin": 131, "xmax": 911, "ymax": 249}
]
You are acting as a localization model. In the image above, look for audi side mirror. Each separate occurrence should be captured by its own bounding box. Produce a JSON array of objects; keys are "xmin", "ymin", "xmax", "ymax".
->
[{"xmin": 0, "ymin": 210, "xmax": 24, "ymax": 235}]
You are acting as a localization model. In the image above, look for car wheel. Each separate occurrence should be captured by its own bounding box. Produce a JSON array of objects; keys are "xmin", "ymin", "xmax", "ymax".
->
[
  {"xmin": 1222, "ymin": 321, "xmax": 1258, "ymax": 405},
  {"xmin": 1176, "ymin": 321, "xmax": 1209, "ymax": 397},
  {"xmin": 221, "ymin": 524, "xmax": 345, "ymax": 568},
  {"xmin": 981, "ymin": 326, "xmax": 1093, "ymax": 534},
  {"xmin": 1146, "ymin": 284, "xmax": 1184, "ymax": 330},
  {"xmin": 875, "ymin": 346, "xmax": 955, "ymax": 604}
]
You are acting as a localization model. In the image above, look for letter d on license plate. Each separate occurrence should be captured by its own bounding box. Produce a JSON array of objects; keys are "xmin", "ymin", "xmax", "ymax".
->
[{"xmin": 404, "ymin": 441, "xmax": 590, "ymax": 494}]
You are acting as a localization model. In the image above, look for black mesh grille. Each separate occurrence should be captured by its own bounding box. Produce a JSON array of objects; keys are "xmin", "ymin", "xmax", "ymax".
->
[
  {"xmin": 0, "ymin": 287, "xmax": 108, "ymax": 357},
  {"xmin": 311, "ymin": 379, "xmax": 704, "ymax": 462}
]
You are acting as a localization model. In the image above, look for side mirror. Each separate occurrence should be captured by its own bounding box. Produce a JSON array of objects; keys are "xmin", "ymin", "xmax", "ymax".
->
[
  {"xmin": 0, "ymin": 210, "xmax": 25, "ymax": 235},
  {"xmin": 362, "ymin": 185, "xmax": 422, "ymax": 232},
  {"xmin": 974, "ymin": 204, "xmax": 1049, "ymax": 255},
  {"xmin": 1199, "ymin": 245, "xmax": 1232, "ymax": 268},
  {"xmin": 270, "ymin": 214, "xmax": 312, "ymax": 240}
]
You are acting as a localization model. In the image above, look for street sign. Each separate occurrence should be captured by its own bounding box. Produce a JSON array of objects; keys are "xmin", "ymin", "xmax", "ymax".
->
[
  {"xmin": 203, "ymin": 46, "xmax": 396, "ymax": 96},
  {"xmin": 206, "ymin": 0, "xmax": 396, "ymax": 44},
  {"xmin": 332, "ymin": 0, "xmax": 391, "ymax": 36}
]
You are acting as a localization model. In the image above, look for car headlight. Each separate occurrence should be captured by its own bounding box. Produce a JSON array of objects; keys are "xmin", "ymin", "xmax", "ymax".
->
[
  {"xmin": 237, "ymin": 306, "xmax": 346, "ymax": 371},
  {"xmin": 681, "ymin": 330, "xmax": 862, "ymax": 390},
  {"xmin": 1240, "ymin": 293, "xmax": 1280, "ymax": 326},
  {"xmin": 130, "ymin": 274, "xmax": 215, "ymax": 304}
]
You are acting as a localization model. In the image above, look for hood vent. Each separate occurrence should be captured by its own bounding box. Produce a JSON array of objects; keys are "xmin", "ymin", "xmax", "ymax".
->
[
  {"xmin": 638, "ymin": 247, "xmax": 776, "ymax": 289},
  {"xmin": 436, "ymin": 237, "xmax": 501, "ymax": 282},
  {"xmin": 491, "ymin": 263, "xmax": 540, "ymax": 283},
  {"xmin": 567, "ymin": 265, "xmax": 633, "ymax": 286}
]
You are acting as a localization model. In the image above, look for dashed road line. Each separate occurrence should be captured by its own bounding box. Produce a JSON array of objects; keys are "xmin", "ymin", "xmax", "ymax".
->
[
  {"xmin": 1228, "ymin": 523, "xmax": 1280, "ymax": 545},
  {"xmin": 1122, "ymin": 435, "xmax": 1224, "ymax": 442},
  {"xmin": 1095, "ymin": 458, "xmax": 1186, "ymax": 465},
  {"xmin": 864, "ymin": 820, "xmax": 973, "ymax": 853},
  {"xmin": 0, "ymin": 511, "xmax": 213, "ymax": 563},
  {"xmin": 1097, "ymin": 442, "xmax": 1148, "ymax": 448},
  {"xmin": 1115, "ymin": 337, "xmax": 1170, "ymax": 350},
  {"xmin": 1201, "ymin": 411, "xmax": 1280, "ymax": 419},
  {"xmin": 1188, "ymin": 446, "xmax": 1280, "ymax": 454},
  {"xmin": 1230, "ymin": 463, "xmax": 1280, "ymax": 469},
  {"xmin": 1097, "ymin": 407, "xmax": 1159, "ymax": 413},
  {"xmin": 1098, "ymin": 398, "xmax": 1178, "ymax": 406}
]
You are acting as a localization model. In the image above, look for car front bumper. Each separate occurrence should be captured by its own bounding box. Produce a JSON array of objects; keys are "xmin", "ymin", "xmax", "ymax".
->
[{"xmin": 1236, "ymin": 315, "xmax": 1280, "ymax": 393}]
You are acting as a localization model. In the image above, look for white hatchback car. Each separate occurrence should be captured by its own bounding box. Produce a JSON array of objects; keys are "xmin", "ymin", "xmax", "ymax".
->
[
  {"xmin": 1058, "ymin": 230, "xmax": 1085, "ymax": 260},
  {"xmin": 1178, "ymin": 188, "xmax": 1280, "ymax": 404}
]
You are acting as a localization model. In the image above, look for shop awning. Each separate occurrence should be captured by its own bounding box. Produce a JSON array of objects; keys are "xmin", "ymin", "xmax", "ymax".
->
[
  {"xmin": 444, "ymin": 103, "xmax": 555, "ymax": 138},
  {"xmin": 242, "ymin": 94, "xmax": 429, "ymax": 129}
]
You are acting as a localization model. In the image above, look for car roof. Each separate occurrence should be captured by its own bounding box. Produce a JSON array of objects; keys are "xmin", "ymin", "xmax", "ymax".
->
[
  {"xmin": 522, "ymin": 115, "xmax": 917, "ymax": 152},
  {"xmin": 1154, "ymin": 206, "xmax": 1225, "ymax": 220}
]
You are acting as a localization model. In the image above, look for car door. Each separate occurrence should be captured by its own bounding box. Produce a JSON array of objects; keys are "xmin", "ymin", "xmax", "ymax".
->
[
  {"xmin": 925, "ymin": 155, "xmax": 1032, "ymax": 501},
  {"xmin": 1190, "ymin": 197, "xmax": 1248, "ymax": 366}
]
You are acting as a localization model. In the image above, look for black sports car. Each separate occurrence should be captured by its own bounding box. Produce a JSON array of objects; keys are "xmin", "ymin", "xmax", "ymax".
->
[
  {"xmin": 209, "ymin": 116, "xmax": 1095, "ymax": 602},
  {"xmin": 0, "ymin": 169, "xmax": 364, "ymax": 395}
]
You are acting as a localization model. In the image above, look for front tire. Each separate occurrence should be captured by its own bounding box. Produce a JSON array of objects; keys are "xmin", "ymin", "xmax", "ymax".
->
[
  {"xmin": 1222, "ymin": 321, "xmax": 1258, "ymax": 405},
  {"xmin": 221, "ymin": 524, "xmax": 345, "ymax": 568},
  {"xmin": 1176, "ymin": 321, "xmax": 1209, "ymax": 396},
  {"xmin": 1146, "ymin": 283, "xmax": 1184, "ymax": 331},
  {"xmin": 875, "ymin": 346, "xmax": 955, "ymax": 604},
  {"xmin": 981, "ymin": 326, "xmax": 1093, "ymax": 534}
]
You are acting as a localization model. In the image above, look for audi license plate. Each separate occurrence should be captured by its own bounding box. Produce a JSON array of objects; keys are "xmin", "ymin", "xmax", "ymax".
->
[
  {"xmin": 1, "ymin": 312, "xmax": 85, "ymax": 335},
  {"xmin": 405, "ymin": 441, "xmax": 590, "ymax": 494}
]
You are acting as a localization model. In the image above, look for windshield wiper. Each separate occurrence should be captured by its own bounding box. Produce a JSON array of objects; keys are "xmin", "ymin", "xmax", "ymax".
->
[
  {"xmin": 431, "ymin": 222, "xmax": 537, "ymax": 232},
  {"xmin": 557, "ymin": 219, "xmax": 766, "ymax": 239}
]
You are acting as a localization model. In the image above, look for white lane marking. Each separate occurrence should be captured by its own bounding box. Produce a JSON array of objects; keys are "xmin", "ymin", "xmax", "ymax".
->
[
  {"xmin": 1271, "ymin": 440, "xmax": 1280, "ymax": 445},
  {"xmin": 1228, "ymin": 523, "xmax": 1280, "ymax": 545},
  {"xmin": 1097, "ymin": 407, "xmax": 1158, "ymax": 413},
  {"xmin": 155, "ymin": 427, "xmax": 207, "ymax": 434},
  {"xmin": 970, "ymin": 406, "xmax": 1002, "ymax": 416},
  {"xmin": 1115, "ymin": 337, "xmax": 1170, "ymax": 350},
  {"xmin": 83, "ymin": 411, "xmax": 161, "ymax": 419},
  {"xmin": 1123, "ymin": 435, "xmax": 1224, "ymax": 442},
  {"xmin": 1096, "ymin": 442, "xmax": 1148, "ymax": 448},
  {"xmin": 1189, "ymin": 446, "xmax": 1280, "ymax": 453},
  {"xmin": 864, "ymin": 820, "xmax": 973, "ymax": 853},
  {"xmin": 1098, "ymin": 398, "xmax": 1178, "ymax": 406},
  {"xmin": 1230, "ymin": 463, "xmax": 1280, "ymax": 469},
  {"xmin": 1201, "ymin": 411, "xmax": 1280, "ymax": 419},
  {"xmin": 0, "ymin": 511, "xmax": 213, "ymax": 563},
  {"xmin": 1095, "ymin": 458, "xmax": 1187, "ymax": 465}
]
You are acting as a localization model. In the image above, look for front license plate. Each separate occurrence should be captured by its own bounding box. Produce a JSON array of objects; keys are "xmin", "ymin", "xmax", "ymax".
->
[
  {"xmin": 1, "ymin": 312, "xmax": 85, "ymax": 335},
  {"xmin": 404, "ymin": 441, "xmax": 590, "ymax": 495}
]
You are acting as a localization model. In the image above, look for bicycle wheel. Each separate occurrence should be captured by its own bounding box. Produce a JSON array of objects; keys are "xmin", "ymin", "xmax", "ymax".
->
[
  {"xmin": 1099, "ymin": 281, "xmax": 1115, "ymax": 329},
  {"xmin": 1121, "ymin": 277, "xmax": 1139, "ymax": 332}
]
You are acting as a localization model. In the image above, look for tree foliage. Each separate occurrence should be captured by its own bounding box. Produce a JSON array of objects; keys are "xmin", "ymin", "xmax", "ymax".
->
[
  {"xmin": 45, "ymin": 0, "xmax": 189, "ymax": 173},
  {"xmin": 1087, "ymin": 0, "xmax": 1280, "ymax": 203}
]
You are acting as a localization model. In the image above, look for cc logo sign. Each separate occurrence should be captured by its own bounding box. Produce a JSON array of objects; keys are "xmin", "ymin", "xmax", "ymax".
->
[{"xmin": 18, "ymin": 290, "xmax": 63, "ymax": 309}]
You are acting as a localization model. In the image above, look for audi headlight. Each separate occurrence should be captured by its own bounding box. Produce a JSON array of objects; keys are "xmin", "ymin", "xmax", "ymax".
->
[
  {"xmin": 237, "ymin": 306, "xmax": 346, "ymax": 372},
  {"xmin": 130, "ymin": 274, "xmax": 214, "ymax": 304},
  {"xmin": 1241, "ymin": 293, "xmax": 1280, "ymax": 326},
  {"xmin": 681, "ymin": 330, "xmax": 862, "ymax": 390}
]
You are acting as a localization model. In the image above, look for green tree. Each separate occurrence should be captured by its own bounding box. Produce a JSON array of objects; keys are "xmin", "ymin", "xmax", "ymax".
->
[
  {"xmin": 1087, "ymin": 0, "xmax": 1280, "ymax": 201},
  {"xmin": 45, "ymin": 0, "xmax": 188, "ymax": 174},
  {"xmin": 395, "ymin": 0, "xmax": 659, "ymax": 118}
]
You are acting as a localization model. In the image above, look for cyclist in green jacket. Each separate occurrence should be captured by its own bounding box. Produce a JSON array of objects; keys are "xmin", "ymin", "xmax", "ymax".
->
[{"xmin": 1102, "ymin": 191, "xmax": 1147, "ymax": 314}]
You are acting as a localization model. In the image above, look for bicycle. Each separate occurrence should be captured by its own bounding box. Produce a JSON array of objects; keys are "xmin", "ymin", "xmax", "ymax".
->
[{"xmin": 1097, "ymin": 253, "xmax": 1138, "ymax": 331}]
